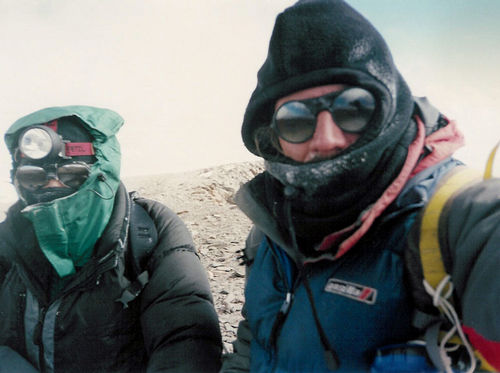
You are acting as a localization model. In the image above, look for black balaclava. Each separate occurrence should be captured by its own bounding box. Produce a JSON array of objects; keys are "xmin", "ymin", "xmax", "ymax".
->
[
  {"xmin": 13, "ymin": 116, "xmax": 96, "ymax": 205},
  {"xmin": 241, "ymin": 0, "xmax": 417, "ymax": 251}
]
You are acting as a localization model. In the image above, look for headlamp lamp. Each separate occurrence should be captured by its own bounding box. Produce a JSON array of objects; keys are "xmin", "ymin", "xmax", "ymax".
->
[{"xmin": 18, "ymin": 125, "xmax": 66, "ymax": 161}]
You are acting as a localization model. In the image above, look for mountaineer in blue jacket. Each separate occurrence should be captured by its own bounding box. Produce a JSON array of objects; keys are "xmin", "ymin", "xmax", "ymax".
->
[{"xmin": 221, "ymin": 1, "xmax": 500, "ymax": 372}]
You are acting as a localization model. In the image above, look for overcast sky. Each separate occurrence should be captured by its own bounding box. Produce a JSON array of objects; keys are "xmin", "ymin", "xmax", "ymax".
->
[{"xmin": 1, "ymin": 0, "xmax": 500, "ymax": 204}]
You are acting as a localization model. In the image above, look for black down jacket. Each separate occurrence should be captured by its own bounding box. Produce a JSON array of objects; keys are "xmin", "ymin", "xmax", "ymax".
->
[{"xmin": 0, "ymin": 183, "xmax": 222, "ymax": 373}]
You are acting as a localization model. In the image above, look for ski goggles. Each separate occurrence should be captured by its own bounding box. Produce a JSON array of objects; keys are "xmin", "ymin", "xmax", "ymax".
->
[
  {"xmin": 271, "ymin": 87, "xmax": 376, "ymax": 143},
  {"xmin": 15, "ymin": 162, "xmax": 91, "ymax": 191}
]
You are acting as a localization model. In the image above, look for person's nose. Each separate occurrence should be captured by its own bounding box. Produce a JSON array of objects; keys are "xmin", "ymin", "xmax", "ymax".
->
[
  {"xmin": 309, "ymin": 111, "xmax": 350, "ymax": 154},
  {"xmin": 43, "ymin": 178, "xmax": 67, "ymax": 188}
]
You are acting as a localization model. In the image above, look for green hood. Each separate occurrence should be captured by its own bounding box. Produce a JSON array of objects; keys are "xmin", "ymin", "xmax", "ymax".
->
[{"xmin": 5, "ymin": 105, "xmax": 123, "ymax": 277}]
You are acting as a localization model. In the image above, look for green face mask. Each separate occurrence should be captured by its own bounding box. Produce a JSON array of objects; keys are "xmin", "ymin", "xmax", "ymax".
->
[
  {"xmin": 5, "ymin": 106, "xmax": 123, "ymax": 277},
  {"xmin": 21, "ymin": 165, "xmax": 119, "ymax": 277}
]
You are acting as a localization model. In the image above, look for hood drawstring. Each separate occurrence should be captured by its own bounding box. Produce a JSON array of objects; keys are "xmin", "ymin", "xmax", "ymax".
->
[
  {"xmin": 283, "ymin": 186, "xmax": 340, "ymax": 371},
  {"xmin": 303, "ymin": 270, "xmax": 340, "ymax": 371},
  {"xmin": 284, "ymin": 185, "xmax": 300, "ymax": 250},
  {"xmin": 89, "ymin": 173, "xmax": 115, "ymax": 200}
]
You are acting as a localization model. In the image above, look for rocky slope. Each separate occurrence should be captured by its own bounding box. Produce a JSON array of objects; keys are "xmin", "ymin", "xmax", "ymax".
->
[{"xmin": 124, "ymin": 161, "xmax": 264, "ymax": 352}]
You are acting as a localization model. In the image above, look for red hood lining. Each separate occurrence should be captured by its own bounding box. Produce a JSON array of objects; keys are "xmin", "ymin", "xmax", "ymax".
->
[{"xmin": 316, "ymin": 116, "xmax": 464, "ymax": 260}]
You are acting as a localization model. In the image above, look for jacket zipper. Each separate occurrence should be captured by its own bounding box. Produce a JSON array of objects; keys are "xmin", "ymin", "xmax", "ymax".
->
[
  {"xmin": 269, "ymin": 275, "xmax": 304, "ymax": 373},
  {"xmin": 18, "ymin": 249, "xmax": 119, "ymax": 371},
  {"xmin": 269, "ymin": 186, "xmax": 300, "ymax": 351},
  {"xmin": 269, "ymin": 291, "xmax": 293, "ymax": 348},
  {"xmin": 17, "ymin": 291, "xmax": 27, "ymax": 338},
  {"xmin": 267, "ymin": 240, "xmax": 303, "ymax": 371},
  {"xmin": 33, "ymin": 306, "xmax": 47, "ymax": 371}
]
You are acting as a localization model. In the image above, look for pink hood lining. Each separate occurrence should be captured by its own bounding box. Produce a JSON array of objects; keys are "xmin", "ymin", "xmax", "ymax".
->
[
  {"xmin": 315, "ymin": 116, "xmax": 465, "ymax": 261},
  {"xmin": 412, "ymin": 117, "xmax": 465, "ymax": 176}
]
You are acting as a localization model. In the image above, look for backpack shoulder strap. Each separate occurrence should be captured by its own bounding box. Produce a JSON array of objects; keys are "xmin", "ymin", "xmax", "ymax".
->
[
  {"xmin": 129, "ymin": 192, "xmax": 158, "ymax": 277},
  {"xmin": 483, "ymin": 140, "xmax": 500, "ymax": 180},
  {"xmin": 419, "ymin": 166, "xmax": 481, "ymax": 289},
  {"xmin": 115, "ymin": 191, "xmax": 158, "ymax": 309}
]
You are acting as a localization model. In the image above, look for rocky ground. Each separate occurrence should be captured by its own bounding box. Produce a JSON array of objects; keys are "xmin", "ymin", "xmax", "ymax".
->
[{"xmin": 124, "ymin": 161, "xmax": 264, "ymax": 352}]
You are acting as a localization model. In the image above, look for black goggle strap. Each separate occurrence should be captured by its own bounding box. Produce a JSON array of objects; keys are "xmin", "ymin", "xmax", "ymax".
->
[
  {"xmin": 279, "ymin": 88, "xmax": 375, "ymax": 118},
  {"xmin": 296, "ymin": 90, "xmax": 347, "ymax": 114}
]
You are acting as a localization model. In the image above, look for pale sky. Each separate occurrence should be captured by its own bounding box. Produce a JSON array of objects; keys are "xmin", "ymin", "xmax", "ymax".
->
[{"xmin": 1, "ymin": 0, "xmax": 500, "ymax": 204}]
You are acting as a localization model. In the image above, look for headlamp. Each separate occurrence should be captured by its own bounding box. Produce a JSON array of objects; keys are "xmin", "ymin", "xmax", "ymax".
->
[{"xmin": 18, "ymin": 125, "xmax": 66, "ymax": 161}]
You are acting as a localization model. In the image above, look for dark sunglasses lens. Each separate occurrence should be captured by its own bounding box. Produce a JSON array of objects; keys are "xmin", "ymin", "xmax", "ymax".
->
[
  {"xmin": 57, "ymin": 164, "xmax": 90, "ymax": 188},
  {"xmin": 275, "ymin": 101, "xmax": 317, "ymax": 143},
  {"xmin": 332, "ymin": 88, "xmax": 375, "ymax": 133},
  {"xmin": 15, "ymin": 166, "xmax": 48, "ymax": 190}
]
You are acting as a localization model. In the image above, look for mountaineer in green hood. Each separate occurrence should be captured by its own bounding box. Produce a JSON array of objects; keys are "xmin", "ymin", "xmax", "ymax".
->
[
  {"xmin": 5, "ymin": 106, "xmax": 122, "ymax": 277},
  {"xmin": 0, "ymin": 106, "xmax": 222, "ymax": 372}
]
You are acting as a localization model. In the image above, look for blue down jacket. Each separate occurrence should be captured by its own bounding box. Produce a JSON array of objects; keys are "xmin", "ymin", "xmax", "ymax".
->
[{"xmin": 223, "ymin": 158, "xmax": 463, "ymax": 372}]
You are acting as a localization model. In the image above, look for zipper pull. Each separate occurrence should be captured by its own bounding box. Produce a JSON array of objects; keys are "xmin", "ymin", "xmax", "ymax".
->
[
  {"xmin": 270, "ymin": 292, "xmax": 294, "ymax": 349},
  {"xmin": 324, "ymin": 349, "xmax": 340, "ymax": 371},
  {"xmin": 279, "ymin": 292, "xmax": 293, "ymax": 314},
  {"xmin": 33, "ymin": 307, "xmax": 46, "ymax": 346}
]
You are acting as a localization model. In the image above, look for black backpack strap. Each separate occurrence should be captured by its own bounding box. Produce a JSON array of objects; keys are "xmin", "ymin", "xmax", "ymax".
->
[
  {"xmin": 129, "ymin": 192, "xmax": 158, "ymax": 276},
  {"xmin": 115, "ymin": 191, "xmax": 158, "ymax": 309},
  {"xmin": 115, "ymin": 271, "xmax": 150, "ymax": 309}
]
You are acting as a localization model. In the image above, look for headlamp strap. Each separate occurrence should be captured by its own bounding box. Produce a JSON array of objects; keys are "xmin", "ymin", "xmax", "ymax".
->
[
  {"xmin": 45, "ymin": 120, "xmax": 58, "ymax": 131},
  {"xmin": 42, "ymin": 120, "xmax": 95, "ymax": 156},
  {"xmin": 65, "ymin": 142, "xmax": 95, "ymax": 156}
]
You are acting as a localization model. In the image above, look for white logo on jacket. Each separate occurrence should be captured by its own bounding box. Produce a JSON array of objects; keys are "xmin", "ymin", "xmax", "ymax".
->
[{"xmin": 324, "ymin": 278, "xmax": 377, "ymax": 304}]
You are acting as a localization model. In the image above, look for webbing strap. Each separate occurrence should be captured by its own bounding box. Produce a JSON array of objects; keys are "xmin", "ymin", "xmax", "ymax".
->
[
  {"xmin": 484, "ymin": 141, "xmax": 500, "ymax": 180},
  {"xmin": 65, "ymin": 142, "xmax": 94, "ymax": 156},
  {"xmin": 419, "ymin": 167, "xmax": 481, "ymax": 289},
  {"xmin": 424, "ymin": 321, "xmax": 447, "ymax": 372},
  {"xmin": 115, "ymin": 271, "xmax": 150, "ymax": 309}
]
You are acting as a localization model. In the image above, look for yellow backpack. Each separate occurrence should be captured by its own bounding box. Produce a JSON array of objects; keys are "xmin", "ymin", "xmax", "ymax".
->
[{"xmin": 417, "ymin": 142, "xmax": 499, "ymax": 372}]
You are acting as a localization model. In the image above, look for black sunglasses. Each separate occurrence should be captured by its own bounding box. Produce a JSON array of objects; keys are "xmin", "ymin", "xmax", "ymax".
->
[
  {"xmin": 15, "ymin": 162, "xmax": 91, "ymax": 191},
  {"xmin": 271, "ymin": 87, "xmax": 376, "ymax": 143}
]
